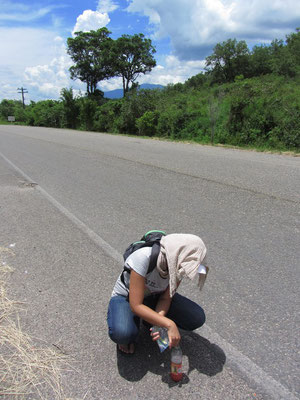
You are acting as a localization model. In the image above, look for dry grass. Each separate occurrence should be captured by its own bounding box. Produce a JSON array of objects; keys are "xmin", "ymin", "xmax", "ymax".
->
[{"xmin": 0, "ymin": 246, "xmax": 74, "ymax": 399}]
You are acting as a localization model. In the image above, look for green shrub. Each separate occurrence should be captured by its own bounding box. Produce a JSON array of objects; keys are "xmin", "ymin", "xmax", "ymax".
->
[
  {"xmin": 78, "ymin": 97, "xmax": 98, "ymax": 131},
  {"xmin": 24, "ymin": 100, "xmax": 64, "ymax": 127},
  {"xmin": 93, "ymin": 100, "xmax": 122, "ymax": 132},
  {"xmin": 136, "ymin": 111, "xmax": 158, "ymax": 136},
  {"xmin": 0, "ymin": 99, "xmax": 26, "ymax": 123},
  {"xmin": 60, "ymin": 88, "xmax": 80, "ymax": 129}
]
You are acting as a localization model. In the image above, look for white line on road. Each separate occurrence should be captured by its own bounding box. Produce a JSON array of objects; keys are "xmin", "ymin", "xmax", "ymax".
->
[{"xmin": 1, "ymin": 150, "xmax": 298, "ymax": 400}]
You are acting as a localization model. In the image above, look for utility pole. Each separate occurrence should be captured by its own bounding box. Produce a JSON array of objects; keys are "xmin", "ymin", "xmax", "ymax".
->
[{"xmin": 17, "ymin": 87, "xmax": 28, "ymax": 108}]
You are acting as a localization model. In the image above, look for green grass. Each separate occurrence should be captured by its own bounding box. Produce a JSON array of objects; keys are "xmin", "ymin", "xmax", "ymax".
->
[
  {"xmin": 91, "ymin": 129, "xmax": 300, "ymax": 155},
  {"xmin": 1, "ymin": 118, "xmax": 298, "ymax": 156},
  {"xmin": 0, "ymin": 120, "xmax": 26, "ymax": 126}
]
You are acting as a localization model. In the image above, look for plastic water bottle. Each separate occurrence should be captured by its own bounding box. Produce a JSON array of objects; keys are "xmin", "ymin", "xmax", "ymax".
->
[{"xmin": 170, "ymin": 346, "xmax": 183, "ymax": 381}]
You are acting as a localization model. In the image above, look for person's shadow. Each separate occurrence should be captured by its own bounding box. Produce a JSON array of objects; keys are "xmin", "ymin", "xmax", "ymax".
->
[{"xmin": 117, "ymin": 325, "xmax": 226, "ymax": 386}]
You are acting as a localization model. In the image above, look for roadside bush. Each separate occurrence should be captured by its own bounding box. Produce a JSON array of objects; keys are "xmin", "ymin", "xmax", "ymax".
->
[
  {"xmin": 60, "ymin": 88, "xmax": 80, "ymax": 129},
  {"xmin": 93, "ymin": 99, "xmax": 123, "ymax": 132},
  {"xmin": 136, "ymin": 111, "xmax": 158, "ymax": 136},
  {"xmin": 0, "ymin": 100, "xmax": 26, "ymax": 123},
  {"xmin": 78, "ymin": 97, "xmax": 98, "ymax": 131},
  {"xmin": 156, "ymin": 107, "xmax": 192, "ymax": 139},
  {"xmin": 182, "ymin": 115, "xmax": 211, "ymax": 142},
  {"xmin": 14, "ymin": 107, "xmax": 27, "ymax": 123},
  {"xmin": 25, "ymin": 100, "xmax": 64, "ymax": 128},
  {"xmin": 115, "ymin": 89, "xmax": 159, "ymax": 134},
  {"xmin": 224, "ymin": 76, "xmax": 300, "ymax": 149},
  {"xmin": 1, "ymin": 65, "xmax": 299, "ymax": 152},
  {"xmin": 0, "ymin": 99, "xmax": 17, "ymax": 119}
]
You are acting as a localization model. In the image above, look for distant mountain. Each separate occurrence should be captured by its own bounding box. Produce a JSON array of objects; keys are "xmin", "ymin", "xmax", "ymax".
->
[{"xmin": 104, "ymin": 83, "xmax": 164, "ymax": 99}]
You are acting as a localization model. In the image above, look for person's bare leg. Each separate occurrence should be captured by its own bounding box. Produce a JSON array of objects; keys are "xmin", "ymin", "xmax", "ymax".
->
[{"xmin": 118, "ymin": 343, "xmax": 135, "ymax": 354}]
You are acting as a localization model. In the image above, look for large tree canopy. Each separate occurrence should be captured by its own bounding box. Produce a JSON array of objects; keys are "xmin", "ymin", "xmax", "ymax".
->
[
  {"xmin": 67, "ymin": 28, "xmax": 113, "ymax": 95},
  {"xmin": 112, "ymin": 34, "xmax": 156, "ymax": 96},
  {"xmin": 67, "ymin": 30, "xmax": 156, "ymax": 97},
  {"xmin": 205, "ymin": 29, "xmax": 300, "ymax": 84},
  {"xmin": 205, "ymin": 39, "xmax": 250, "ymax": 83}
]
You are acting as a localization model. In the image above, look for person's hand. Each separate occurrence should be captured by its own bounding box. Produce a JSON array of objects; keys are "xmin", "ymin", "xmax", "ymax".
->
[
  {"xmin": 150, "ymin": 327, "xmax": 160, "ymax": 342},
  {"xmin": 167, "ymin": 322, "xmax": 181, "ymax": 349}
]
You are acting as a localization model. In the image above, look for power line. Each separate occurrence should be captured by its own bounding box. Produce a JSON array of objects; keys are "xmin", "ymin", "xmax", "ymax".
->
[{"xmin": 17, "ymin": 87, "xmax": 28, "ymax": 108}]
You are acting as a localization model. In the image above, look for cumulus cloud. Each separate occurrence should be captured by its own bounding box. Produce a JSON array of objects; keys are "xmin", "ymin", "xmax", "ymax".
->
[
  {"xmin": 98, "ymin": 54, "xmax": 206, "ymax": 91},
  {"xmin": 23, "ymin": 40, "xmax": 79, "ymax": 100},
  {"xmin": 24, "ymin": 61, "xmax": 68, "ymax": 99},
  {"xmin": 0, "ymin": 4, "xmax": 113, "ymax": 101},
  {"xmin": 1, "ymin": 27, "xmax": 60, "ymax": 66},
  {"xmin": 138, "ymin": 56, "xmax": 206, "ymax": 86},
  {"xmin": 0, "ymin": 28, "xmax": 77, "ymax": 102},
  {"xmin": 72, "ymin": 10, "xmax": 110, "ymax": 35},
  {"xmin": 127, "ymin": 0, "xmax": 300, "ymax": 59},
  {"xmin": 3, "ymin": 0, "xmax": 298, "ymax": 102},
  {"xmin": 97, "ymin": 0, "xmax": 119, "ymax": 13},
  {"xmin": 99, "ymin": 76, "xmax": 123, "ymax": 92}
]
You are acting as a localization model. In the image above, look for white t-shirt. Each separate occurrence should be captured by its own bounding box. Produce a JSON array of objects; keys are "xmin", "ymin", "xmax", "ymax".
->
[{"xmin": 111, "ymin": 247, "xmax": 169, "ymax": 297}]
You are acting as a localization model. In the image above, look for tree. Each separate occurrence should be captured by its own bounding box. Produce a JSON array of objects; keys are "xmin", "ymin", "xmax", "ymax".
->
[
  {"xmin": 25, "ymin": 100, "xmax": 64, "ymax": 127},
  {"xmin": 60, "ymin": 88, "xmax": 80, "ymax": 129},
  {"xmin": 205, "ymin": 39, "xmax": 250, "ymax": 83},
  {"xmin": 250, "ymin": 45, "xmax": 273, "ymax": 76},
  {"xmin": 286, "ymin": 28, "xmax": 300, "ymax": 69},
  {"xmin": 0, "ymin": 99, "xmax": 19, "ymax": 119},
  {"xmin": 269, "ymin": 38, "xmax": 298, "ymax": 77},
  {"xmin": 185, "ymin": 73, "xmax": 207, "ymax": 89},
  {"xmin": 67, "ymin": 28, "xmax": 113, "ymax": 95},
  {"xmin": 78, "ymin": 97, "xmax": 98, "ymax": 131},
  {"xmin": 112, "ymin": 34, "xmax": 156, "ymax": 97},
  {"xmin": 249, "ymin": 30, "xmax": 300, "ymax": 78}
]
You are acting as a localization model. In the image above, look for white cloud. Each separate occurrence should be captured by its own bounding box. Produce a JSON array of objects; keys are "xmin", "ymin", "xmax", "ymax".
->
[
  {"xmin": 127, "ymin": 0, "xmax": 300, "ymax": 59},
  {"xmin": 99, "ymin": 77, "xmax": 123, "ymax": 91},
  {"xmin": 0, "ymin": 28, "xmax": 77, "ymax": 102},
  {"xmin": 138, "ymin": 56, "xmax": 206, "ymax": 86},
  {"xmin": 97, "ymin": 0, "xmax": 119, "ymax": 13},
  {"xmin": 0, "ymin": 7, "xmax": 52, "ymax": 22},
  {"xmin": 72, "ymin": 10, "xmax": 110, "ymax": 36},
  {"xmin": 98, "ymin": 55, "xmax": 206, "ymax": 91},
  {"xmin": 0, "ymin": 26, "xmax": 62, "ymax": 100},
  {"xmin": 54, "ymin": 36, "xmax": 64, "ymax": 43},
  {"xmin": 0, "ymin": 2, "xmax": 62, "ymax": 23},
  {"xmin": 23, "ymin": 43, "xmax": 79, "ymax": 100},
  {"xmin": 0, "ymin": 28, "xmax": 59, "ymax": 68},
  {"xmin": 0, "ymin": 5, "xmax": 114, "ymax": 102},
  {"xmin": 3, "ymin": 0, "xmax": 298, "ymax": 102}
]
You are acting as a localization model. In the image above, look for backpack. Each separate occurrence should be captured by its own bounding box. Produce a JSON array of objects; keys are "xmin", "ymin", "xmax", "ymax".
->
[{"xmin": 121, "ymin": 230, "xmax": 166, "ymax": 285}]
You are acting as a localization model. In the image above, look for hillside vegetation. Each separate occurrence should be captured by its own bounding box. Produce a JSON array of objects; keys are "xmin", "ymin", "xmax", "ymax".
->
[{"xmin": 1, "ymin": 29, "xmax": 299, "ymax": 152}]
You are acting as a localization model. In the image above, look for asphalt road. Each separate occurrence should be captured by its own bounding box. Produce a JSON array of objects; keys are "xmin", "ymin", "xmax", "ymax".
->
[{"xmin": 0, "ymin": 125, "xmax": 299, "ymax": 399}]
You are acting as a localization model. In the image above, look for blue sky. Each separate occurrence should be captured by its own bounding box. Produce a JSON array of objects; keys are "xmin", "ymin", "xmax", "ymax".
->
[{"xmin": 1, "ymin": 0, "xmax": 300, "ymax": 102}]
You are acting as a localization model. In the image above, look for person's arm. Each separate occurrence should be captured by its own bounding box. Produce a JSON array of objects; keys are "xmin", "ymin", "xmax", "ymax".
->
[
  {"xmin": 155, "ymin": 286, "xmax": 172, "ymax": 316},
  {"xmin": 129, "ymin": 270, "xmax": 180, "ymax": 348},
  {"xmin": 154, "ymin": 279, "xmax": 181, "ymax": 317}
]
